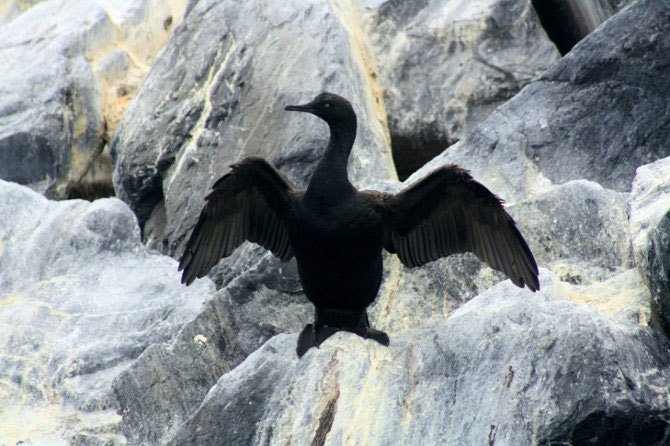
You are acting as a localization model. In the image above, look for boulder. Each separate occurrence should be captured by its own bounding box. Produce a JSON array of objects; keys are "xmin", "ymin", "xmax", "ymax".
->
[
  {"xmin": 630, "ymin": 157, "xmax": 670, "ymax": 333},
  {"xmin": 367, "ymin": 178, "xmax": 633, "ymax": 335},
  {"xmin": 363, "ymin": 0, "xmax": 559, "ymax": 179},
  {"xmin": 509, "ymin": 179, "xmax": 632, "ymax": 283},
  {"xmin": 4, "ymin": 0, "xmax": 670, "ymax": 444},
  {"xmin": 0, "ymin": 0, "xmax": 189, "ymax": 199},
  {"xmin": 531, "ymin": 0, "xmax": 633, "ymax": 54},
  {"xmin": 0, "ymin": 180, "xmax": 213, "ymax": 444},
  {"xmin": 0, "ymin": 0, "xmax": 45, "ymax": 24},
  {"xmin": 417, "ymin": 0, "xmax": 670, "ymax": 203},
  {"xmin": 112, "ymin": 253, "xmax": 312, "ymax": 444},
  {"xmin": 111, "ymin": 0, "xmax": 396, "ymax": 255},
  {"xmin": 558, "ymin": 268, "xmax": 652, "ymax": 326},
  {"xmin": 109, "ymin": 3, "xmax": 398, "ymax": 439},
  {"xmin": 169, "ymin": 271, "xmax": 670, "ymax": 445}
]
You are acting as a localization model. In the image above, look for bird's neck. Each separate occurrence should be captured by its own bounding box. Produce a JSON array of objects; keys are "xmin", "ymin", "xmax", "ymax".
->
[{"xmin": 305, "ymin": 120, "xmax": 357, "ymax": 205}]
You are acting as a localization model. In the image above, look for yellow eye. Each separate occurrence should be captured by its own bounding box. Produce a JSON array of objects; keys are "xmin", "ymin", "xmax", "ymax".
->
[{"xmin": 323, "ymin": 102, "xmax": 331, "ymax": 109}]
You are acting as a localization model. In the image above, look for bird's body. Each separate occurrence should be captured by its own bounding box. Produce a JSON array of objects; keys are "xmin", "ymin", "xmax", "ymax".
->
[
  {"xmin": 179, "ymin": 92, "xmax": 540, "ymax": 357},
  {"xmin": 288, "ymin": 192, "xmax": 384, "ymax": 311}
]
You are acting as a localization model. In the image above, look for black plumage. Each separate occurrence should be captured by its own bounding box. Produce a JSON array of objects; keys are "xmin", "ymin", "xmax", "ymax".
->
[{"xmin": 178, "ymin": 92, "xmax": 539, "ymax": 357}]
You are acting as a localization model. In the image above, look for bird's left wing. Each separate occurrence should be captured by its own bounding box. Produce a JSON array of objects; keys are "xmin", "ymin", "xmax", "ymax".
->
[
  {"xmin": 178, "ymin": 156, "xmax": 297, "ymax": 285},
  {"xmin": 363, "ymin": 164, "xmax": 539, "ymax": 291}
]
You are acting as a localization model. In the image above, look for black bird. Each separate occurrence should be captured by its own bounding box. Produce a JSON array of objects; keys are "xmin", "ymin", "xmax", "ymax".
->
[{"xmin": 178, "ymin": 92, "xmax": 539, "ymax": 357}]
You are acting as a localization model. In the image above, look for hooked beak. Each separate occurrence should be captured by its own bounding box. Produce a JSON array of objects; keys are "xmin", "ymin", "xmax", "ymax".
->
[{"xmin": 284, "ymin": 102, "xmax": 314, "ymax": 112}]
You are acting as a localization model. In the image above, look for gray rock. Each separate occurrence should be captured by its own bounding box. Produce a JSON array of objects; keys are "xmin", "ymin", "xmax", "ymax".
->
[
  {"xmin": 109, "ymin": 4, "xmax": 399, "ymax": 440},
  {"xmin": 0, "ymin": 0, "xmax": 189, "ymax": 199},
  {"xmin": 5, "ymin": 0, "xmax": 668, "ymax": 444},
  {"xmin": 368, "ymin": 252, "xmax": 504, "ymax": 335},
  {"xmin": 107, "ymin": 7, "xmax": 401, "ymax": 434},
  {"xmin": 211, "ymin": 256, "xmax": 312, "ymax": 365},
  {"xmin": 557, "ymin": 268, "xmax": 652, "ymax": 326},
  {"xmin": 416, "ymin": 0, "xmax": 670, "ymax": 203},
  {"xmin": 169, "ymin": 271, "xmax": 670, "ymax": 445},
  {"xmin": 112, "ymin": 254, "xmax": 312, "ymax": 445},
  {"xmin": 121, "ymin": 177, "xmax": 634, "ymax": 405},
  {"xmin": 363, "ymin": 0, "xmax": 559, "ymax": 179},
  {"xmin": 0, "ymin": 0, "xmax": 45, "ymax": 24},
  {"xmin": 112, "ymin": 297, "xmax": 232, "ymax": 445},
  {"xmin": 368, "ymin": 178, "xmax": 633, "ymax": 336},
  {"xmin": 111, "ymin": 0, "xmax": 396, "ymax": 255},
  {"xmin": 532, "ymin": 0, "xmax": 634, "ymax": 54},
  {"xmin": 0, "ymin": 179, "xmax": 213, "ymax": 443},
  {"xmin": 630, "ymin": 157, "xmax": 670, "ymax": 333},
  {"xmin": 111, "ymin": 5, "xmax": 657, "ymax": 427},
  {"xmin": 510, "ymin": 179, "xmax": 632, "ymax": 283}
]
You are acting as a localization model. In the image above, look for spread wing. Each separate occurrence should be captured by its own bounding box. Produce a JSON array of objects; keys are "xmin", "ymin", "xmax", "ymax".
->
[
  {"xmin": 178, "ymin": 156, "xmax": 296, "ymax": 285},
  {"xmin": 365, "ymin": 165, "xmax": 539, "ymax": 291}
]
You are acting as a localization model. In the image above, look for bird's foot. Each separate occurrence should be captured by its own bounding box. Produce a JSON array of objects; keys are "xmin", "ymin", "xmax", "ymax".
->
[
  {"xmin": 296, "ymin": 309, "xmax": 390, "ymax": 357},
  {"xmin": 356, "ymin": 326, "xmax": 390, "ymax": 346},
  {"xmin": 297, "ymin": 323, "xmax": 339, "ymax": 357}
]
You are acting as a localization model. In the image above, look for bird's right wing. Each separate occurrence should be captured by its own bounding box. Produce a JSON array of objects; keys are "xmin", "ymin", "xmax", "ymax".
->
[
  {"xmin": 364, "ymin": 164, "xmax": 539, "ymax": 291},
  {"xmin": 178, "ymin": 157, "xmax": 297, "ymax": 285}
]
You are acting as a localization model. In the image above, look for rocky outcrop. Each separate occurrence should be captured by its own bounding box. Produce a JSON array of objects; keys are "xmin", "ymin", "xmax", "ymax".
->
[
  {"xmin": 420, "ymin": 0, "xmax": 670, "ymax": 203},
  {"xmin": 510, "ymin": 180, "xmax": 632, "ymax": 283},
  {"xmin": 531, "ymin": 0, "xmax": 633, "ymax": 54},
  {"xmin": 0, "ymin": 180, "xmax": 212, "ymax": 444},
  {"xmin": 363, "ymin": 0, "xmax": 559, "ymax": 179},
  {"xmin": 112, "ymin": 253, "xmax": 312, "ymax": 444},
  {"xmin": 364, "ymin": 178, "xmax": 636, "ymax": 337},
  {"xmin": 0, "ymin": 0, "xmax": 189, "ymax": 199},
  {"xmin": 108, "ymin": 1, "xmax": 397, "ymax": 441},
  {"xmin": 2, "ymin": 0, "xmax": 670, "ymax": 444},
  {"xmin": 111, "ymin": 0, "xmax": 396, "ymax": 255},
  {"xmin": 169, "ymin": 272, "xmax": 670, "ymax": 445},
  {"xmin": 630, "ymin": 157, "xmax": 670, "ymax": 333},
  {"xmin": 0, "ymin": 0, "xmax": 45, "ymax": 24}
]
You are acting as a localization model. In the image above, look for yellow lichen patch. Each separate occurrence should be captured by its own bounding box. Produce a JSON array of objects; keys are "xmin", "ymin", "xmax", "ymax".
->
[
  {"xmin": 0, "ymin": 403, "xmax": 123, "ymax": 445},
  {"xmin": 99, "ymin": 0, "xmax": 189, "ymax": 67},
  {"xmin": 89, "ymin": 0, "xmax": 189, "ymax": 139},
  {"xmin": 558, "ymin": 270, "xmax": 651, "ymax": 325},
  {"xmin": 330, "ymin": 0, "xmax": 396, "ymax": 181},
  {"xmin": 0, "ymin": 404, "xmax": 66, "ymax": 444},
  {"xmin": 340, "ymin": 345, "xmax": 402, "ymax": 444},
  {"xmin": 47, "ymin": 0, "xmax": 192, "ymax": 198},
  {"xmin": 371, "ymin": 255, "xmax": 403, "ymax": 333},
  {"xmin": 524, "ymin": 160, "xmax": 554, "ymax": 199},
  {"xmin": 102, "ymin": 82, "xmax": 136, "ymax": 137},
  {"xmin": 168, "ymin": 37, "xmax": 239, "ymax": 189},
  {"xmin": 68, "ymin": 91, "xmax": 90, "ymax": 174},
  {"xmin": 0, "ymin": 292, "xmax": 25, "ymax": 307},
  {"xmin": 0, "ymin": 0, "xmax": 45, "ymax": 23}
]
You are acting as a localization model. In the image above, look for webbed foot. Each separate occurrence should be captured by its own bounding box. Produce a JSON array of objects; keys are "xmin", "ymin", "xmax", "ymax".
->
[
  {"xmin": 296, "ymin": 309, "xmax": 390, "ymax": 357},
  {"xmin": 296, "ymin": 324, "xmax": 341, "ymax": 357},
  {"xmin": 359, "ymin": 326, "xmax": 390, "ymax": 346}
]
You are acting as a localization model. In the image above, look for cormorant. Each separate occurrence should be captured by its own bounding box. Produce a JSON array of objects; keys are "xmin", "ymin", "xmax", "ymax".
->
[{"xmin": 178, "ymin": 92, "xmax": 539, "ymax": 357}]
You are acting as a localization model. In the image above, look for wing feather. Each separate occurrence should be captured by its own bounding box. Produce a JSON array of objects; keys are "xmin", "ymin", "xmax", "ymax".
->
[
  {"xmin": 364, "ymin": 165, "xmax": 539, "ymax": 291},
  {"xmin": 178, "ymin": 157, "xmax": 297, "ymax": 285}
]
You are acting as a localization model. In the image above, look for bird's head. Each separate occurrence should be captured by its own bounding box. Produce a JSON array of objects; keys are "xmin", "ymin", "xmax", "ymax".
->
[{"xmin": 285, "ymin": 92, "xmax": 356, "ymax": 126}]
